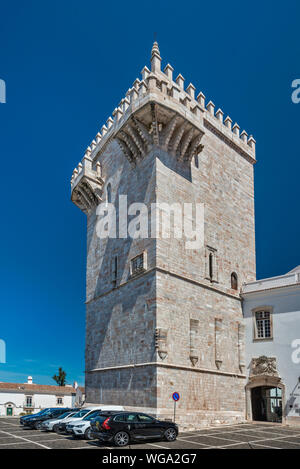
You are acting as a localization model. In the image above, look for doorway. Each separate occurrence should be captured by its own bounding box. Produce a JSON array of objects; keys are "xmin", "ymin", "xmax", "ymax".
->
[
  {"xmin": 6, "ymin": 406, "xmax": 13, "ymax": 416},
  {"xmin": 251, "ymin": 386, "xmax": 282, "ymax": 423}
]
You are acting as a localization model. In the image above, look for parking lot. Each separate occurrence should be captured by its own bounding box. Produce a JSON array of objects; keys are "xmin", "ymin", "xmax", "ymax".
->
[{"xmin": 1, "ymin": 418, "xmax": 300, "ymax": 449}]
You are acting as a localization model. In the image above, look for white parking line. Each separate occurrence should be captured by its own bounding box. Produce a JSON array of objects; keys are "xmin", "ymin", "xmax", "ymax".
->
[
  {"xmin": 214, "ymin": 432, "xmax": 300, "ymax": 449},
  {"xmin": 176, "ymin": 438, "xmax": 212, "ymax": 447},
  {"xmin": 180, "ymin": 427, "xmax": 268, "ymax": 439},
  {"xmin": 250, "ymin": 443, "xmax": 281, "ymax": 449},
  {"xmin": 147, "ymin": 442, "xmax": 170, "ymax": 449},
  {"xmin": 0, "ymin": 437, "xmax": 70, "ymax": 446},
  {"xmin": 12, "ymin": 430, "xmax": 66, "ymax": 437},
  {"xmin": 0, "ymin": 430, "xmax": 50, "ymax": 449},
  {"xmin": 0, "ymin": 422, "xmax": 21, "ymax": 427},
  {"xmin": 245, "ymin": 428, "xmax": 300, "ymax": 438},
  {"xmin": 179, "ymin": 434, "xmax": 244, "ymax": 444}
]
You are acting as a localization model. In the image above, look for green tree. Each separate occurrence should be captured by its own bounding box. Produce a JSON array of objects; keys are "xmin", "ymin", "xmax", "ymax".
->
[{"xmin": 52, "ymin": 367, "xmax": 67, "ymax": 386}]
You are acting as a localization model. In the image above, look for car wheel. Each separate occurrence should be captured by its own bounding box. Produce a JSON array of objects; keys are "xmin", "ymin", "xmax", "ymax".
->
[
  {"xmin": 53, "ymin": 424, "xmax": 59, "ymax": 433},
  {"xmin": 114, "ymin": 431, "xmax": 130, "ymax": 447},
  {"xmin": 84, "ymin": 428, "xmax": 93, "ymax": 440},
  {"xmin": 34, "ymin": 422, "xmax": 42, "ymax": 430},
  {"xmin": 164, "ymin": 427, "xmax": 177, "ymax": 441}
]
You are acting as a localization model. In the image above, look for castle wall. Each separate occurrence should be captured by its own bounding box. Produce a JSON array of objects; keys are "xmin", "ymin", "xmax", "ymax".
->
[
  {"xmin": 151, "ymin": 127, "xmax": 255, "ymax": 426},
  {"xmin": 155, "ymin": 274, "xmax": 246, "ymax": 426},
  {"xmin": 85, "ymin": 142, "xmax": 157, "ymax": 406}
]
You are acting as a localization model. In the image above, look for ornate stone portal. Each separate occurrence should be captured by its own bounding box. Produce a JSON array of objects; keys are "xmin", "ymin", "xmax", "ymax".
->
[{"xmin": 246, "ymin": 356, "xmax": 285, "ymax": 423}]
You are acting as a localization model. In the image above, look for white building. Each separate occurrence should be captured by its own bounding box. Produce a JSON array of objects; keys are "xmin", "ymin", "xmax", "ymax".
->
[
  {"xmin": 242, "ymin": 266, "xmax": 300, "ymax": 425},
  {"xmin": 0, "ymin": 376, "xmax": 85, "ymax": 416}
]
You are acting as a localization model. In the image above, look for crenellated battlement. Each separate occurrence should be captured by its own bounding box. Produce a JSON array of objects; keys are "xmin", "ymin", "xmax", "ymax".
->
[
  {"xmin": 77, "ymin": 41, "xmax": 255, "ymax": 166},
  {"xmin": 71, "ymin": 42, "xmax": 256, "ymax": 212}
]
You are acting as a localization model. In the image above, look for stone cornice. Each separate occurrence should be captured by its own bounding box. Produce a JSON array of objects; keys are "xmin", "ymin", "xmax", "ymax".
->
[
  {"xmin": 85, "ymin": 266, "xmax": 242, "ymax": 305},
  {"xmin": 86, "ymin": 362, "xmax": 246, "ymax": 379}
]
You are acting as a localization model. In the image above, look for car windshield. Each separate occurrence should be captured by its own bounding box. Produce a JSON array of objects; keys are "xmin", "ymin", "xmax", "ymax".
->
[
  {"xmin": 57, "ymin": 412, "xmax": 72, "ymax": 420},
  {"xmin": 82, "ymin": 411, "xmax": 100, "ymax": 421},
  {"xmin": 38, "ymin": 409, "xmax": 50, "ymax": 415},
  {"xmin": 72, "ymin": 409, "xmax": 90, "ymax": 418}
]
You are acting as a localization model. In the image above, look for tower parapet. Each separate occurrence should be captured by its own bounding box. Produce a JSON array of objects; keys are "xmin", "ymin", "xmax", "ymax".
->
[
  {"xmin": 71, "ymin": 153, "xmax": 104, "ymax": 214},
  {"xmin": 71, "ymin": 42, "xmax": 256, "ymax": 213},
  {"xmin": 71, "ymin": 42, "xmax": 255, "ymax": 187}
]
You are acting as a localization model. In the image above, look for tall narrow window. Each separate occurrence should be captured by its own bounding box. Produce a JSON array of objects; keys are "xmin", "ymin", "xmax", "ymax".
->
[
  {"xmin": 112, "ymin": 256, "xmax": 118, "ymax": 286},
  {"xmin": 209, "ymin": 253, "xmax": 213, "ymax": 280},
  {"xmin": 231, "ymin": 272, "xmax": 238, "ymax": 290},
  {"xmin": 255, "ymin": 311, "xmax": 272, "ymax": 339},
  {"xmin": 106, "ymin": 183, "xmax": 112, "ymax": 203},
  {"xmin": 25, "ymin": 396, "xmax": 32, "ymax": 407},
  {"xmin": 205, "ymin": 246, "xmax": 218, "ymax": 283},
  {"xmin": 194, "ymin": 154, "xmax": 199, "ymax": 168}
]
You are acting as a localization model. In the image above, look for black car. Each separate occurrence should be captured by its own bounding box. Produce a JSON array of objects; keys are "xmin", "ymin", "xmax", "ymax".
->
[
  {"xmin": 90, "ymin": 412, "xmax": 178, "ymax": 446},
  {"xmin": 23, "ymin": 408, "xmax": 74, "ymax": 429},
  {"xmin": 20, "ymin": 408, "xmax": 51, "ymax": 426}
]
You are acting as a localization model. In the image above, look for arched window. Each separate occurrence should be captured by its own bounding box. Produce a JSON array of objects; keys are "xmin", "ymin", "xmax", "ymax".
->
[
  {"xmin": 106, "ymin": 183, "xmax": 112, "ymax": 203},
  {"xmin": 209, "ymin": 253, "xmax": 213, "ymax": 280},
  {"xmin": 194, "ymin": 154, "xmax": 199, "ymax": 168},
  {"xmin": 231, "ymin": 272, "xmax": 238, "ymax": 290}
]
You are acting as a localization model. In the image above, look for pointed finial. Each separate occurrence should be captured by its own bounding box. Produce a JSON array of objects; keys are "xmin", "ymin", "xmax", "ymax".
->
[
  {"xmin": 151, "ymin": 41, "xmax": 161, "ymax": 73},
  {"xmin": 151, "ymin": 41, "xmax": 160, "ymax": 58}
]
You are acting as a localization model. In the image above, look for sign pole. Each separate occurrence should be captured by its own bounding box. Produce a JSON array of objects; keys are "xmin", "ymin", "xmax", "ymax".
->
[
  {"xmin": 174, "ymin": 400, "xmax": 176, "ymax": 423},
  {"xmin": 172, "ymin": 392, "xmax": 180, "ymax": 423}
]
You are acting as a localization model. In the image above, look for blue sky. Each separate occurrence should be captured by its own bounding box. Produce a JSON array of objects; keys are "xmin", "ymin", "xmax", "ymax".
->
[{"xmin": 0, "ymin": 0, "xmax": 299, "ymax": 386}]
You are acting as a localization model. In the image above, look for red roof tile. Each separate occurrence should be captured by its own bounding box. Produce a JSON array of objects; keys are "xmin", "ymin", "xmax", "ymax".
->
[{"xmin": 0, "ymin": 382, "xmax": 84, "ymax": 395}]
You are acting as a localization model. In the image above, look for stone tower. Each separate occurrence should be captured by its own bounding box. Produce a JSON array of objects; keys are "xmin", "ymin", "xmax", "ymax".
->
[{"xmin": 71, "ymin": 43, "xmax": 256, "ymax": 428}]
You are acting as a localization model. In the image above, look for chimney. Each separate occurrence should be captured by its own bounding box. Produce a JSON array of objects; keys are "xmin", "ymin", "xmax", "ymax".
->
[{"xmin": 27, "ymin": 376, "xmax": 33, "ymax": 385}]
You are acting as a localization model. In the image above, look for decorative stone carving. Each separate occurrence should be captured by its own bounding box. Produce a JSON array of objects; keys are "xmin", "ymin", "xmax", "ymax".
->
[
  {"xmin": 115, "ymin": 103, "xmax": 205, "ymax": 166},
  {"xmin": 189, "ymin": 319, "xmax": 199, "ymax": 366},
  {"xmin": 215, "ymin": 318, "xmax": 223, "ymax": 370},
  {"xmin": 238, "ymin": 322, "xmax": 246, "ymax": 374},
  {"xmin": 250, "ymin": 356, "xmax": 279, "ymax": 377},
  {"xmin": 155, "ymin": 328, "xmax": 168, "ymax": 360}
]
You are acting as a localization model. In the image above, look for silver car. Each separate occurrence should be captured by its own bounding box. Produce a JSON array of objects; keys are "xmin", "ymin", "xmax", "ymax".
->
[{"xmin": 41, "ymin": 411, "xmax": 77, "ymax": 431}]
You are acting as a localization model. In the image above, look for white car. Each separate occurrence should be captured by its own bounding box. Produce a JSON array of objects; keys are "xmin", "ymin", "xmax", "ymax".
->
[
  {"xmin": 41, "ymin": 411, "xmax": 77, "ymax": 431},
  {"xmin": 66, "ymin": 406, "xmax": 124, "ymax": 440}
]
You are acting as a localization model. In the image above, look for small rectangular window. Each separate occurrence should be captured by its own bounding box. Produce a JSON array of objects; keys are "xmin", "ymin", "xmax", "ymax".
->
[
  {"xmin": 130, "ymin": 253, "xmax": 146, "ymax": 277},
  {"xmin": 57, "ymin": 397, "xmax": 63, "ymax": 405}
]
